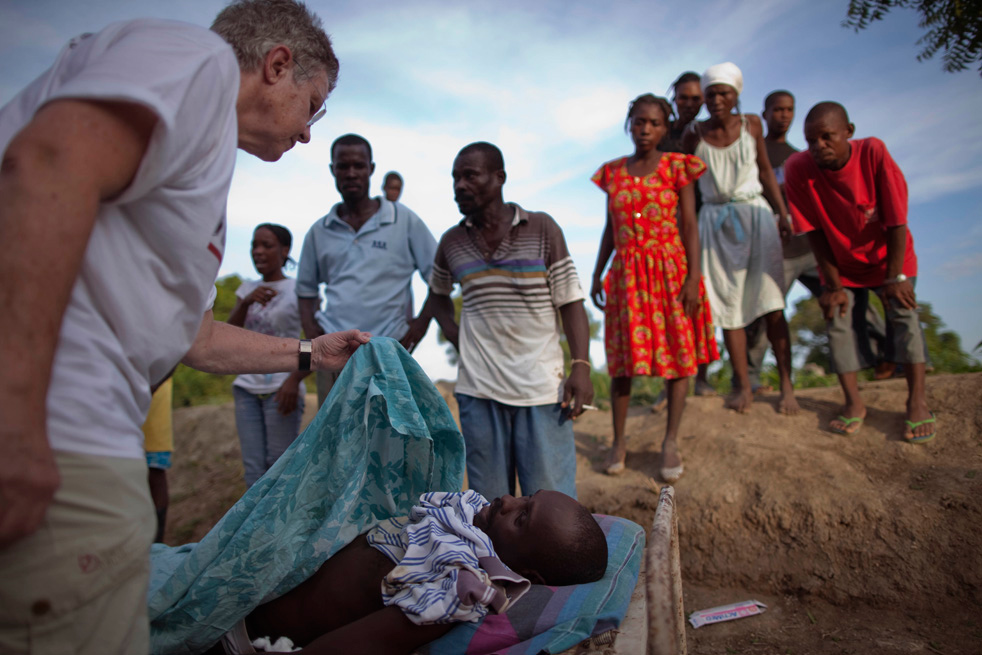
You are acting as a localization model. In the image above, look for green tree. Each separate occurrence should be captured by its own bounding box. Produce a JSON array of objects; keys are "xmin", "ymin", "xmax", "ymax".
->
[
  {"xmin": 918, "ymin": 301, "xmax": 982, "ymax": 372},
  {"xmin": 172, "ymin": 274, "xmax": 242, "ymax": 407},
  {"xmin": 843, "ymin": 0, "xmax": 982, "ymax": 76},
  {"xmin": 788, "ymin": 296, "xmax": 831, "ymax": 370}
]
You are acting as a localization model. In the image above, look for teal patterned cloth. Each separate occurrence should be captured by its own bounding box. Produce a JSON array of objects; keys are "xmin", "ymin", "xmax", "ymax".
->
[{"xmin": 147, "ymin": 338, "xmax": 465, "ymax": 654}]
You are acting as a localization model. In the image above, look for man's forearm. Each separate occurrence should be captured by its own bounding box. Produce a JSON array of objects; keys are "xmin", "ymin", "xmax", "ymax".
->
[
  {"xmin": 805, "ymin": 230, "xmax": 842, "ymax": 288},
  {"xmin": 429, "ymin": 293, "xmax": 459, "ymax": 349},
  {"xmin": 884, "ymin": 225, "xmax": 907, "ymax": 280},
  {"xmin": 299, "ymin": 297, "xmax": 324, "ymax": 338},
  {"xmin": 558, "ymin": 300, "xmax": 590, "ymax": 360},
  {"xmin": 182, "ymin": 314, "xmax": 305, "ymax": 374}
]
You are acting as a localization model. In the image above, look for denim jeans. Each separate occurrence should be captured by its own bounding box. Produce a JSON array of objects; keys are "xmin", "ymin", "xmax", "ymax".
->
[
  {"xmin": 233, "ymin": 386, "xmax": 304, "ymax": 487},
  {"xmin": 455, "ymin": 394, "xmax": 577, "ymax": 500}
]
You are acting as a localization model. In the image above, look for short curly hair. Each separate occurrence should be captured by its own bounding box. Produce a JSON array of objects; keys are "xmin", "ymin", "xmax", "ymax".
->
[
  {"xmin": 211, "ymin": 0, "xmax": 339, "ymax": 94},
  {"xmin": 537, "ymin": 506, "xmax": 608, "ymax": 586},
  {"xmin": 624, "ymin": 93, "xmax": 674, "ymax": 133}
]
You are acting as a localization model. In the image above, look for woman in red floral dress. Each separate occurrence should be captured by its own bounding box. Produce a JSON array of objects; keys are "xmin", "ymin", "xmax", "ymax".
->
[{"xmin": 590, "ymin": 94, "xmax": 718, "ymax": 482}]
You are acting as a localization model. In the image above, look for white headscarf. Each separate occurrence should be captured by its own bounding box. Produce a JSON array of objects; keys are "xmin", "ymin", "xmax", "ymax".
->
[{"xmin": 701, "ymin": 62, "xmax": 743, "ymax": 96}]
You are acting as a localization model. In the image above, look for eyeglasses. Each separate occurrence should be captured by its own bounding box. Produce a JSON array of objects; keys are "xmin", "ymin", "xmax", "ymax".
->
[{"xmin": 295, "ymin": 59, "xmax": 327, "ymax": 127}]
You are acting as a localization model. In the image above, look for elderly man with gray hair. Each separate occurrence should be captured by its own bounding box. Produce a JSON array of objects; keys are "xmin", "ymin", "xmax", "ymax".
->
[{"xmin": 0, "ymin": 1, "xmax": 368, "ymax": 651}]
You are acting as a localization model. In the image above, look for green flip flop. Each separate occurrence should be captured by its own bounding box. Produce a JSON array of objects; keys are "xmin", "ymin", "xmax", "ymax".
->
[
  {"xmin": 830, "ymin": 415, "xmax": 864, "ymax": 435},
  {"xmin": 904, "ymin": 413, "xmax": 937, "ymax": 444}
]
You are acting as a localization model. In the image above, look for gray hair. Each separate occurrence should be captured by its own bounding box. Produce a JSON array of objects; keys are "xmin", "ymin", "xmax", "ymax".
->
[{"xmin": 211, "ymin": 0, "xmax": 339, "ymax": 93}]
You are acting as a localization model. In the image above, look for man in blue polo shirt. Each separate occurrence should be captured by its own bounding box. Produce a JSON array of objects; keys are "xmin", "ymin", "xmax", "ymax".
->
[{"xmin": 297, "ymin": 133, "xmax": 437, "ymax": 406}]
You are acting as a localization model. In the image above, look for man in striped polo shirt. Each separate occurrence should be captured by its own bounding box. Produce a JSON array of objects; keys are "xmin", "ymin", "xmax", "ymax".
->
[{"xmin": 428, "ymin": 142, "xmax": 594, "ymax": 499}]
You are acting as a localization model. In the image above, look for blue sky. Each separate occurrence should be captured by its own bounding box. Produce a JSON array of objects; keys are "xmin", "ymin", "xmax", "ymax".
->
[{"xmin": 2, "ymin": 0, "xmax": 980, "ymax": 380}]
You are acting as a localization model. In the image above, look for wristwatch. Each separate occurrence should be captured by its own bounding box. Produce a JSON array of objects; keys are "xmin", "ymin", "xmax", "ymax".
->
[
  {"xmin": 883, "ymin": 273, "xmax": 908, "ymax": 285},
  {"xmin": 298, "ymin": 339, "xmax": 312, "ymax": 371}
]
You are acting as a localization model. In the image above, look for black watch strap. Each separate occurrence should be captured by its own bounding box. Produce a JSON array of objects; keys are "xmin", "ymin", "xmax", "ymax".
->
[{"xmin": 298, "ymin": 339, "xmax": 312, "ymax": 371}]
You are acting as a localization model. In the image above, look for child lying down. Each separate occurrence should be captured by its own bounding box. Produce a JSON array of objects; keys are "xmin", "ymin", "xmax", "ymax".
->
[{"xmin": 217, "ymin": 489, "xmax": 607, "ymax": 655}]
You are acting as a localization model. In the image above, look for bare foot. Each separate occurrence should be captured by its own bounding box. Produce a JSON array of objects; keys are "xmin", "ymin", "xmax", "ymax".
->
[
  {"xmin": 661, "ymin": 439, "xmax": 682, "ymax": 469},
  {"xmin": 778, "ymin": 383, "xmax": 800, "ymax": 415},
  {"xmin": 725, "ymin": 388, "xmax": 753, "ymax": 413},
  {"xmin": 605, "ymin": 441, "xmax": 627, "ymax": 475},
  {"xmin": 873, "ymin": 361, "xmax": 896, "ymax": 380},
  {"xmin": 660, "ymin": 439, "xmax": 684, "ymax": 483},
  {"xmin": 694, "ymin": 379, "xmax": 716, "ymax": 396},
  {"xmin": 650, "ymin": 390, "xmax": 668, "ymax": 414}
]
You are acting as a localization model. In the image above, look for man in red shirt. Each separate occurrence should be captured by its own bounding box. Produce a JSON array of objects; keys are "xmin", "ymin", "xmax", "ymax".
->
[{"xmin": 785, "ymin": 101, "xmax": 935, "ymax": 443}]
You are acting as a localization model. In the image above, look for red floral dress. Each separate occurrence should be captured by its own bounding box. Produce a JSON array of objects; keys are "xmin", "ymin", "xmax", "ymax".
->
[{"xmin": 592, "ymin": 153, "xmax": 719, "ymax": 378}]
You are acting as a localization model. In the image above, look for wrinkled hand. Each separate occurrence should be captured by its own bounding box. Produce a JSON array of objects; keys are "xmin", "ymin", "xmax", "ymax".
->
[
  {"xmin": 561, "ymin": 365, "xmax": 594, "ymax": 419},
  {"xmin": 777, "ymin": 216, "xmax": 793, "ymax": 245},
  {"xmin": 312, "ymin": 329, "xmax": 372, "ymax": 372},
  {"xmin": 0, "ymin": 427, "xmax": 60, "ymax": 548},
  {"xmin": 590, "ymin": 276, "xmax": 606, "ymax": 310},
  {"xmin": 245, "ymin": 286, "xmax": 277, "ymax": 307},
  {"xmin": 399, "ymin": 316, "xmax": 430, "ymax": 353},
  {"xmin": 879, "ymin": 279, "xmax": 917, "ymax": 311},
  {"xmin": 274, "ymin": 377, "xmax": 300, "ymax": 415},
  {"xmin": 818, "ymin": 289, "xmax": 849, "ymax": 321},
  {"xmin": 677, "ymin": 276, "xmax": 700, "ymax": 321}
]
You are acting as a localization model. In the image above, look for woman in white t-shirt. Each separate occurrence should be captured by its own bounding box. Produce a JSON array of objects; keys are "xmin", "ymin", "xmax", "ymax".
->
[{"xmin": 228, "ymin": 224, "xmax": 308, "ymax": 487}]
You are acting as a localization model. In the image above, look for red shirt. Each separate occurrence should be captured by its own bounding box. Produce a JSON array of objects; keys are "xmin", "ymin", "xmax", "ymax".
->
[{"xmin": 786, "ymin": 137, "xmax": 917, "ymax": 287}]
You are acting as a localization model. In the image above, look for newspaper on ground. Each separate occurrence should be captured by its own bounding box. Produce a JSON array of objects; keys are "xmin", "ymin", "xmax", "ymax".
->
[{"xmin": 688, "ymin": 600, "xmax": 768, "ymax": 628}]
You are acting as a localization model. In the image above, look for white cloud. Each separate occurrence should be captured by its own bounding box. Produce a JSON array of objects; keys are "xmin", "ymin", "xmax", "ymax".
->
[{"xmin": 938, "ymin": 252, "xmax": 982, "ymax": 280}]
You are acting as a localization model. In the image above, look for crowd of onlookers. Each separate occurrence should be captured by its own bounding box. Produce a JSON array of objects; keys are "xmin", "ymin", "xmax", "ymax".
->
[{"xmin": 0, "ymin": 0, "xmax": 935, "ymax": 651}]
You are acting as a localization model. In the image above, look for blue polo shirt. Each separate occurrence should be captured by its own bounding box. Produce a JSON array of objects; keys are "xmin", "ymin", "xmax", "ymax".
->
[{"xmin": 296, "ymin": 198, "xmax": 437, "ymax": 339}]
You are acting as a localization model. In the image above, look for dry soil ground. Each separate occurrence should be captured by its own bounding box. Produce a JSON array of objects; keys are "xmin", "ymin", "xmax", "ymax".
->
[{"xmin": 166, "ymin": 373, "xmax": 982, "ymax": 655}]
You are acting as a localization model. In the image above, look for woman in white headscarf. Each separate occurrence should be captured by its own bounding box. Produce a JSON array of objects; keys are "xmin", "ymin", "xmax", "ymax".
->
[{"xmin": 681, "ymin": 62, "xmax": 799, "ymax": 415}]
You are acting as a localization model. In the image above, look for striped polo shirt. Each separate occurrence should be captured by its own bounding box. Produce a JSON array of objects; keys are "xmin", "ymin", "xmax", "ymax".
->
[{"xmin": 430, "ymin": 204, "xmax": 584, "ymax": 406}]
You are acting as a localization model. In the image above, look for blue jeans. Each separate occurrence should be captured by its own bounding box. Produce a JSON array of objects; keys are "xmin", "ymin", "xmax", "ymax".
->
[
  {"xmin": 233, "ymin": 386, "xmax": 304, "ymax": 487},
  {"xmin": 455, "ymin": 394, "xmax": 577, "ymax": 500}
]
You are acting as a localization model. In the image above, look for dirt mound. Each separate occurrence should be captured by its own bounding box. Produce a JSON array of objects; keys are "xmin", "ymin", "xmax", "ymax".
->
[{"xmin": 166, "ymin": 373, "xmax": 982, "ymax": 654}]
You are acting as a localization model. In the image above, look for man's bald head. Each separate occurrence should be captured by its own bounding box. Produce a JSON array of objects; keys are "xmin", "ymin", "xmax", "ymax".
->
[{"xmin": 804, "ymin": 102, "xmax": 850, "ymax": 129}]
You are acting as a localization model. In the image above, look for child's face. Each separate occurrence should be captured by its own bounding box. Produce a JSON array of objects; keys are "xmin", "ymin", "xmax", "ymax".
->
[
  {"xmin": 763, "ymin": 94, "xmax": 794, "ymax": 137},
  {"xmin": 673, "ymin": 81, "xmax": 703, "ymax": 126},
  {"xmin": 629, "ymin": 102, "xmax": 669, "ymax": 154},
  {"xmin": 474, "ymin": 490, "xmax": 581, "ymax": 582}
]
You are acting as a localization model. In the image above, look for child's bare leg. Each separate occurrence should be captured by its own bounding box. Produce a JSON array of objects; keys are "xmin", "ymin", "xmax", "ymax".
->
[
  {"xmin": 764, "ymin": 310, "xmax": 799, "ymax": 415},
  {"xmin": 662, "ymin": 377, "xmax": 688, "ymax": 467},
  {"xmin": 904, "ymin": 362, "xmax": 933, "ymax": 439},
  {"xmin": 607, "ymin": 376, "xmax": 631, "ymax": 473},
  {"xmin": 722, "ymin": 328, "xmax": 753, "ymax": 413}
]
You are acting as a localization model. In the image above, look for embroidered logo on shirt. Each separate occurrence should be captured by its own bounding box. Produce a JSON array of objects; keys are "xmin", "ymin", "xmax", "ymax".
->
[
  {"xmin": 858, "ymin": 203, "xmax": 879, "ymax": 225},
  {"xmin": 372, "ymin": 240, "xmax": 388, "ymax": 250}
]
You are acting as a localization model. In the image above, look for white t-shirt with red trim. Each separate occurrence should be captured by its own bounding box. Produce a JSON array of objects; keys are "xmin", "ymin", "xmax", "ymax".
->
[{"xmin": 0, "ymin": 19, "xmax": 239, "ymax": 459}]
